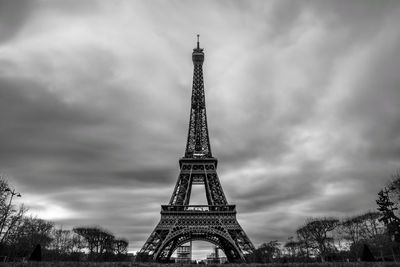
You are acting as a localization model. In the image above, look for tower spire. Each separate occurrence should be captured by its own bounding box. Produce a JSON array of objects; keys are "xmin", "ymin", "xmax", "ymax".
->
[{"xmin": 197, "ymin": 34, "xmax": 200, "ymax": 49}]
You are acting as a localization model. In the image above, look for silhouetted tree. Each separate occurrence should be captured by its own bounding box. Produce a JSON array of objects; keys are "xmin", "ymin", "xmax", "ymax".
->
[
  {"xmin": 71, "ymin": 233, "xmax": 86, "ymax": 253},
  {"xmin": 114, "ymin": 239, "xmax": 128, "ymax": 255},
  {"xmin": 6, "ymin": 216, "xmax": 53, "ymax": 258},
  {"xmin": 113, "ymin": 239, "xmax": 128, "ymax": 261},
  {"xmin": 250, "ymin": 240, "xmax": 281, "ymax": 263},
  {"xmin": 46, "ymin": 228, "xmax": 86, "ymax": 260},
  {"xmin": 340, "ymin": 212, "xmax": 382, "ymax": 241},
  {"xmin": 374, "ymin": 172, "xmax": 400, "ymax": 260},
  {"xmin": 337, "ymin": 211, "xmax": 391, "ymax": 260},
  {"xmin": 297, "ymin": 228, "xmax": 313, "ymax": 259},
  {"xmin": 49, "ymin": 228, "xmax": 73, "ymax": 255},
  {"xmin": 296, "ymin": 217, "xmax": 339, "ymax": 262},
  {"xmin": 0, "ymin": 177, "xmax": 26, "ymax": 253},
  {"xmin": 284, "ymin": 237, "xmax": 305, "ymax": 261},
  {"xmin": 377, "ymin": 185, "xmax": 400, "ymax": 242},
  {"xmin": 73, "ymin": 226, "xmax": 119, "ymax": 261}
]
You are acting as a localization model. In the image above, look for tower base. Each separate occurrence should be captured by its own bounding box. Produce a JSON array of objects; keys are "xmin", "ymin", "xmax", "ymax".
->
[{"xmin": 138, "ymin": 205, "xmax": 255, "ymax": 262}]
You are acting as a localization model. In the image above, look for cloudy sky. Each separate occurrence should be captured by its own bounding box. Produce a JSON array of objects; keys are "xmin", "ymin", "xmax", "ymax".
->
[{"xmin": 1, "ymin": 0, "xmax": 400, "ymax": 258}]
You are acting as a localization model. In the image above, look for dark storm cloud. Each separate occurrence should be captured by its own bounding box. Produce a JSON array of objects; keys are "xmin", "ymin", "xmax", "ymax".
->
[
  {"xmin": 1, "ymin": 0, "xmax": 400, "ymax": 255},
  {"xmin": 0, "ymin": 74, "xmax": 178, "ymax": 191}
]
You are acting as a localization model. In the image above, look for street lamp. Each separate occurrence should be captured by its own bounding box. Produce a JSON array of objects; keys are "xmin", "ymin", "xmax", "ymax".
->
[{"xmin": 4, "ymin": 187, "xmax": 22, "ymax": 201}]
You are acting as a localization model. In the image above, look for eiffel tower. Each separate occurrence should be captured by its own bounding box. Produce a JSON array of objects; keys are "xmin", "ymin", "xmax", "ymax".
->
[{"xmin": 138, "ymin": 36, "xmax": 255, "ymax": 263}]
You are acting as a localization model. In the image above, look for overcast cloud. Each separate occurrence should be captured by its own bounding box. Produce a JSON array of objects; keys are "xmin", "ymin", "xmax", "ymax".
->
[{"xmin": 1, "ymin": 0, "xmax": 400, "ymax": 258}]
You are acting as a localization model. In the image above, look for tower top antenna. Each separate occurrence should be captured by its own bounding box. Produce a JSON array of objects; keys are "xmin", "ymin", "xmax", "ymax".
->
[{"xmin": 197, "ymin": 34, "xmax": 200, "ymax": 49}]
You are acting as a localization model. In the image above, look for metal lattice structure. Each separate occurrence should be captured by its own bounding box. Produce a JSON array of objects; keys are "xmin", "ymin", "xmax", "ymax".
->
[{"xmin": 138, "ymin": 36, "xmax": 255, "ymax": 263}]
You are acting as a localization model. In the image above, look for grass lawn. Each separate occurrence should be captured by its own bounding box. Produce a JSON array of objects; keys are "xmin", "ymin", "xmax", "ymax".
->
[{"xmin": 0, "ymin": 262, "xmax": 399, "ymax": 267}]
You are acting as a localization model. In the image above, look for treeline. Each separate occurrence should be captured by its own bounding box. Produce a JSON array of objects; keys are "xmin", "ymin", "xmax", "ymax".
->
[
  {"xmin": 248, "ymin": 172, "xmax": 400, "ymax": 263},
  {"xmin": 0, "ymin": 177, "xmax": 129, "ymax": 262}
]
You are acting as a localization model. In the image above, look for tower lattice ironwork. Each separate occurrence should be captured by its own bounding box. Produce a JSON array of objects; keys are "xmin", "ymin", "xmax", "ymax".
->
[{"xmin": 138, "ymin": 36, "xmax": 255, "ymax": 263}]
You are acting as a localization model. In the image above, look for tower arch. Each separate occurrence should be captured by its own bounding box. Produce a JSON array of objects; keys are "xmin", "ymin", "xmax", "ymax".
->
[{"xmin": 154, "ymin": 227, "xmax": 244, "ymax": 262}]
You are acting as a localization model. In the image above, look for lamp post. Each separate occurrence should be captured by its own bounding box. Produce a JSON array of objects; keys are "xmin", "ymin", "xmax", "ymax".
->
[{"xmin": 0, "ymin": 187, "xmax": 22, "ymax": 242}]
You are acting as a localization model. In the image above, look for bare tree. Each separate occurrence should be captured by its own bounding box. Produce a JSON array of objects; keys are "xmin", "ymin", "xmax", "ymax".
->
[
  {"xmin": 50, "ymin": 228, "xmax": 74, "ymax": 255},
  {"xmin": 358, "ymin": 212, "xmax": 384, "ymax": 239},
  {"xmin": 339, "ymin": 212, "xmax": 382, "ymax": 244},
  {"xmin": 247, "ymin": 240, "xmax": 281, "ymax": 263},
  {"xmin": 73, "ymin": 226, "xmax": 116, "ymax": 260},
  {"xmin": 73, "ymin": 227, "xmax": 97, "ymax": 256},
  {"xmin": 7, "ymin": 216, "xmax": 54, "ymax": 258},
  {"xmin": 297, "ymin": 228, "xmax": 313, "ymax": 258},
  {"xmin": 296, "ymin": 217, "xmax": 339, "ymax": 262},
  {"xmin": 336, "ymin": 211, "xmax": 388, "ymax": 260},
  {"xmin": 71, "ymin": 233, "xmax": 86, "ymax": 253},
  {"xmin": 339, "ymin": 215, "xmax": 363, "ymax": 245},
  {"xmin": 258, "ymin": 240, "xmax": 281, "ymax": 263},
  {"xmin": 114, "ymin": 239, "xmax": 128, "ymax": 255},
  {"xmin": 284, "ymin": 236, "xmax": 304, "ymax": 260},
  {"xmin": 0, "ymin": 177, "xmax": 27, "ymax": 251}
]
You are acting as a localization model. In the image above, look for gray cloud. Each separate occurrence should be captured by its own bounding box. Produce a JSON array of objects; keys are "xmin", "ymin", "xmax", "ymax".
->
[
  {"xmin": 1, "ymin": 0, "xmax": 400, "ymax": 257},
  {"xmin": 0, "ymin": 0, "xmax": 33, "ymax": 43}
]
